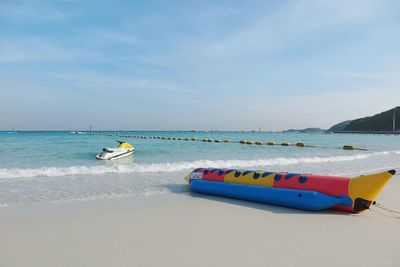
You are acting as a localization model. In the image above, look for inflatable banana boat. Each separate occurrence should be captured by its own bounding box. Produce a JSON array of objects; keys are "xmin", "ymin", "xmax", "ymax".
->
[{"xmin": 185, "ymin": 168, "xmax": 396, "ymax": 212}]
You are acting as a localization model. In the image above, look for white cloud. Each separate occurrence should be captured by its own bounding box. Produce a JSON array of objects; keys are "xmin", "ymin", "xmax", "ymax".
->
[
  {"xmin": 178, "ymin": 0, "xmax": 382, "ymax": 60},
  {"xmin": 0, "ymin": 2, "xmax": 71, "ymax": 21},
  {"xmin": 0, "ymin": 38, "xmax": 77, "ymax": 63},
  {"xmin": 320, "ymin": 70, "xmax": 400, "ymax": 79},
  {"xmin": 46, "ymin": 71, "xmax": 203, "ymax": 95}
]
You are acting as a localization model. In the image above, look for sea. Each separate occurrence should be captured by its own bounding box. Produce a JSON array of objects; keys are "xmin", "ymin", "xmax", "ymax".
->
[{"xmin": 1, "ymin": 131, "xmax": 399, "ymax": 207}]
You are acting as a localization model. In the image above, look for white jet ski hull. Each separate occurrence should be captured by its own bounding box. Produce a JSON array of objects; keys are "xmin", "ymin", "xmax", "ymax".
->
[{"xmin": 96, "ymin": 148, "xmax": 134, "ymax": 160}]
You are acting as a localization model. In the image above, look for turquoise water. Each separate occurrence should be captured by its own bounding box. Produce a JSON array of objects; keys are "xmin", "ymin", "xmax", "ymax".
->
[{"xmin": 1, "ymin": 131, "xmax": 400, "ymax": 207}]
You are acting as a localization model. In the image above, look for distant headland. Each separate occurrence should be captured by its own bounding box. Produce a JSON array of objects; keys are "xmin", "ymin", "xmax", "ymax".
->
[
  {"xmin": 329, "ymin": 106, "xmax": 400, "ymax": 134},
  {"xmin": 281, "ymin": 106, "xmax": 400, "ymax": 134}
]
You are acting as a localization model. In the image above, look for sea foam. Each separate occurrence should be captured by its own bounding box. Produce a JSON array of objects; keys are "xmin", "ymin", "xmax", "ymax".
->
[{"xmin": 0, "ymin": 151, "xmax": 395, "ymax": 180}]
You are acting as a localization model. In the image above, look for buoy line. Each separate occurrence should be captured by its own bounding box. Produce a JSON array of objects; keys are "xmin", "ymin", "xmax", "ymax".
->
[{"xmin": 90, "ymin": 132, "xmax": 368, "ymax": 151}]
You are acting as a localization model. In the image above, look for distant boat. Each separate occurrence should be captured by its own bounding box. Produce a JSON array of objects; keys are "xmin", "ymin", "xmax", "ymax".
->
[
  {"xmin": 6, "ymin": 125, "xmax": 18, "ymax": 134},
  {"xmin": 71, "ymin": 131, "xmax": 85, "ymax": 134}
]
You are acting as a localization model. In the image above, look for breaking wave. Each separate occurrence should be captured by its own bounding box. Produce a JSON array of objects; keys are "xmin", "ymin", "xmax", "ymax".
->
[{"xmin": 0, "ymin": 151, "xmax": 395, "ymax": 180}]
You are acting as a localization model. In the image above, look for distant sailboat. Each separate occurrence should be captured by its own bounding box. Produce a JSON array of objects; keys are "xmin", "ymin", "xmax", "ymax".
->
[{"xmin": 9, "ymin": 124, "xmax": 17, "ymax": 134}]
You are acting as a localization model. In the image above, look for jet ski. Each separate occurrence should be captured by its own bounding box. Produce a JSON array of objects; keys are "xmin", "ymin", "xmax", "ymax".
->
[{"xmin": 96, "ymin": 140, "xmax": 134, "ymax": 160}]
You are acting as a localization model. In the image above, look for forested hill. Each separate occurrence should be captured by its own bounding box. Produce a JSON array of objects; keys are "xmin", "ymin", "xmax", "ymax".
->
[{"xmin": 343, "ymin": 107, "xmax": 400, "ymax": 132}]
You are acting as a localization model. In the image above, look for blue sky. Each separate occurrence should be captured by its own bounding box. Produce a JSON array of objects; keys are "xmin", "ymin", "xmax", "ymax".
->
[{"xmin": 1, "ymin": 0, "xmax": 399, "ymax": 130}]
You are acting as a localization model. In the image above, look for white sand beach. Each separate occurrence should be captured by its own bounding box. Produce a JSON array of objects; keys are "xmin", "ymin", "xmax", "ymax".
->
[{"xmin": 1, "ymin": 175, "xmax": 399, "ymax": 267}]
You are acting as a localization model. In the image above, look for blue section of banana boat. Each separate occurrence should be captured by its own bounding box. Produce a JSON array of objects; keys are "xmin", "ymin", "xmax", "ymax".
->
[{"xmin": 190, "ymin": 180, "xmax": 352, "ymax": 211}]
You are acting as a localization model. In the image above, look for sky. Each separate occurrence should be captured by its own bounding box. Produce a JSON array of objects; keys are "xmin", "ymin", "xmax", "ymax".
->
[{"xmin": 0, "ymin": 0, "xmax": 399, "ymax": 131}]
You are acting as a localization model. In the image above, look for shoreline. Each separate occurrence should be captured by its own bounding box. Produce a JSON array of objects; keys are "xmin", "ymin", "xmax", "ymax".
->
[
  {"xmin": 1, "ymin": 176, "xmax": 399, "ymax": 267},
  {"xmin": 333, "ymin": 131, "xmax": 400, "ymax": 135}
]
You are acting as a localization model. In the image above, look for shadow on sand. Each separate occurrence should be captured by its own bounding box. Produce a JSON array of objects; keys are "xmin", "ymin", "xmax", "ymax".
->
[{"xmin": 160, "ymin": 182, "xmax": 352, "ymax": 216}]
